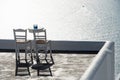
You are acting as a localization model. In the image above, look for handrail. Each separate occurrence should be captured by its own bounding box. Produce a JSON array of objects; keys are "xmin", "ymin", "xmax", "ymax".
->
[{"xmin": 80, "ymin": 41, "xmax": 114, "ymax": 80}]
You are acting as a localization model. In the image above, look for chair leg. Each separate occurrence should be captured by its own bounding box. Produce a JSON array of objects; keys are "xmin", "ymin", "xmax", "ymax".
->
[
  {"xmin": 27, "ymin": 66, "xmax": 31, "ymax": 75},
  {"xmin": 37, "ymin": 58, "xmax": 40, "ymax": 64},
  {"xmin": 31, "ymin": 53, "xmax": 33, "ymax": 64},
  {"xmin": 51, "ymin": 56, "xmax": 54, "ymax": 64},
  {"xmin": 36, "ymin": 51, "xmax": 40, "ymax": 64},
  {"xmin": 30, "ymin": 41, "xmax": 33, "ymax": 64},
  {"xmin": 24, "ymin": 58, "xmax": 30, "ymax": 76},
  {"xmin": 49, "ymin": 67, "xmax": 52, "ymax": 76},
  {"xmin": 15, "ymin": 65, "xmax": 18, "ymax": 76},
  {"xmin": 37, "ymin": 70, "xmax": 39, "ymax": 76},
  {"xmin": 15, "ymin": 48, "xmax": 19, "ymax": 76},
  {"xmin": 15, "ymin": 68, "xmax": 17, "ymax": 76},
  {"xmin": 15, "ymin": 60, "xmax": 19, "ymax": 76},
  {"xmin": 45, "ymin": 53, "xmax": 47, "ymax": 59},
  {"xmin": 49, "ymin": 49, "xmax": 54, "ymax": 64}
]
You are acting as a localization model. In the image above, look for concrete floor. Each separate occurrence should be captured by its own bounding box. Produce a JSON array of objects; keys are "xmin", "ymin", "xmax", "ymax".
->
[{"xmin": 0, "ymin": 52, "xmax": 96, "ymax": 80}]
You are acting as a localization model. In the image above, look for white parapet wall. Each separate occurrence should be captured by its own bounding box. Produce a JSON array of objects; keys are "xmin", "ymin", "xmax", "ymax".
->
[
  {"xmin": 80, "ymin": 41, "xmax": 114, "ymax": 80},
  {"xmin": 51, "ymin": 40, "xmax": 104, "ymax": 52},
  {"xmin": 0, "ymin": 39, "xmax": 104, "ymax": 52}
]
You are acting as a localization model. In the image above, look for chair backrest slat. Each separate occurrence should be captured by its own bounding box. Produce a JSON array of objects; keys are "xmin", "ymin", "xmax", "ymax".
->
[
  {"xmin": 13, "ymin": 29, "xmax": 27, "ymax": 43},
  {"xmin": 33, "ymin": 29, "xmax": 47, "ymax": 42}
]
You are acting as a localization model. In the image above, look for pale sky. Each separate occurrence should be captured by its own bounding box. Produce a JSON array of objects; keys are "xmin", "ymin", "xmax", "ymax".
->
[
  {"xmin": 0, "ymin": 0, "xmax": 118, "ymax": 41},
  {"xmin": 0, "ymin": 0, "xmax": 79, "ymax": 40}
]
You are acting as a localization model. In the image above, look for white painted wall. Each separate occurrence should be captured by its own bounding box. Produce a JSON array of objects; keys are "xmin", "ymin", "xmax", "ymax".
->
[
  {"xmin": 51, "ymin": 40, "xmax": 104, "ymax": 51},
  {"xmin": 0, "ymin": 39, "xmax": 104, "ymax": 51},
  {"xmin": 80, "ymin": 41, "xmax": 114, "ymax": 80}
]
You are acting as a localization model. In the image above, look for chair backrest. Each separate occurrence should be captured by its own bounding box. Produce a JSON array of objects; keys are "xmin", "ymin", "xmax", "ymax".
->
[
  {"xmin": 32, "ymin": 29, "xmax": 47, "ymax": 44},
  {"xmin": 13, "ymin": 29, "xmax": 27, "ymax": 43}
]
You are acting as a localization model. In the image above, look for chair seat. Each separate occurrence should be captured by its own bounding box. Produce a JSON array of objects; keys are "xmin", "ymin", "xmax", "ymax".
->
[
  {"xmin": 36, "ymin": 40, "xmax": 47, "ymax": 44},
  {"xmin": 16, "ymin": 40, "xmax": 31, "ymax": 44}
]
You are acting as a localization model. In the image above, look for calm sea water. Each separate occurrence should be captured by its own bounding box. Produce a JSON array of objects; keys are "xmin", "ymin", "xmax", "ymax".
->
[
  {"xmin": 45, "ymin": 0, "xmax": 120, "ymax": 79},
  {"xmin": 0, "ymin": 0, "xmax": 120, "ymax": 79}
]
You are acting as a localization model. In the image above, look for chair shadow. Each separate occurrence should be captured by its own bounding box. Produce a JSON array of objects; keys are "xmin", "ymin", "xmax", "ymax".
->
[
  {"xmin": 16, "ymin": 62, "xmax": 32, "ymax": 76},
  {"xmin": 31, "ymin": 62, "xmax": 53, "ymax": 76},
  {"xmin": 16, "ymin": 55, "xmax": 54, "ymax": 76}
]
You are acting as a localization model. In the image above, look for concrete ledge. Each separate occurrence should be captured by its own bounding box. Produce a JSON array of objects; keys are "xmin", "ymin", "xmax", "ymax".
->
[
  {"xmin": 80, "ymin": 41, "xmax": 114, "ymax": 80},
  {"xmin": 0, "ymin": 49, "xmax": 98, "ymax": 54},
  {"xmin": 0, "ymin": 39, "xmax": 104, "ymax": 53}
]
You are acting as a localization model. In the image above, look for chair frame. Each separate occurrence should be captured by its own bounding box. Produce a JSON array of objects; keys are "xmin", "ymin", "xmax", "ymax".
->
[
  {"xmin": 13, "ymin": 29, "xmax": 33, "ymax": 76},
  {"xmin": 30, "ymin": 28, "xmax": 54, "ymax": 76},
  {"xmin": 33, "ymin": 29, "xmax": 48, "ymax": 63}
]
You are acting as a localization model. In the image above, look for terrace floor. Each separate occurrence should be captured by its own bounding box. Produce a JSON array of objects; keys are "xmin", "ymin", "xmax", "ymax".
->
[{"xmin": 0, "ymin": 52, "xmax": 96, "ymax": 80}]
